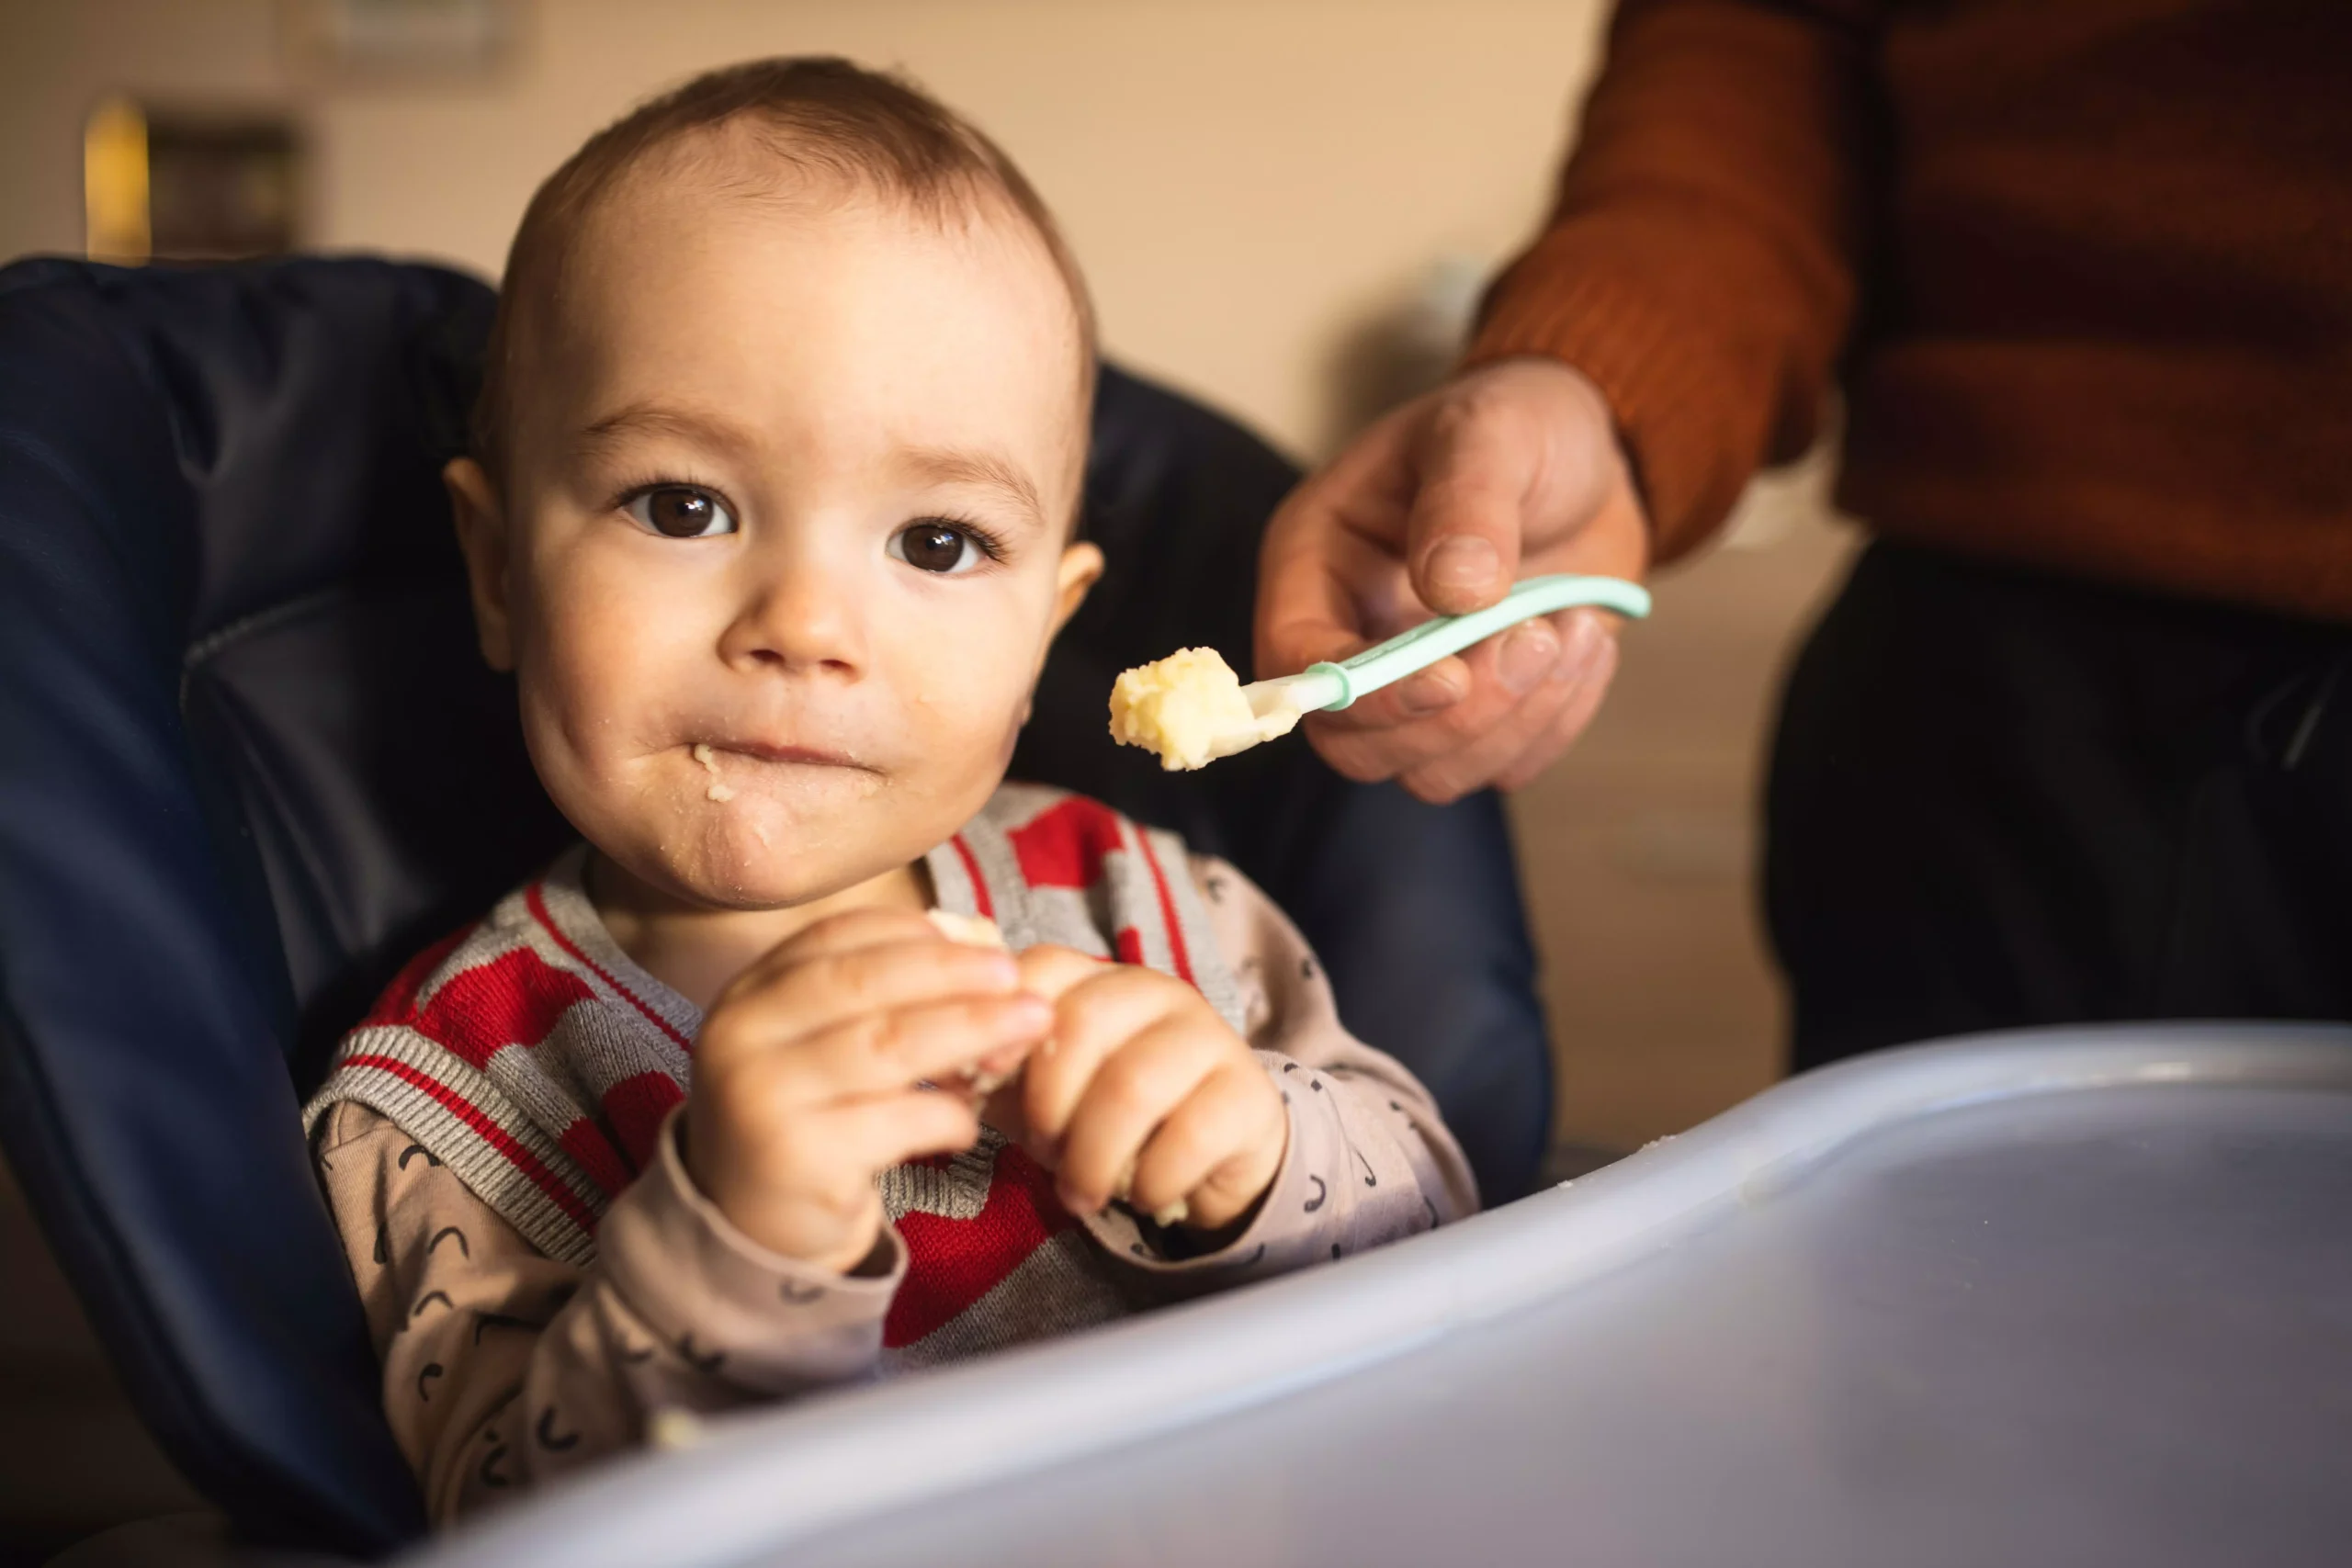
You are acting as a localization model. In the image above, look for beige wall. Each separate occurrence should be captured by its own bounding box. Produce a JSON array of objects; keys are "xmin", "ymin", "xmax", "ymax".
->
[
  {"xmin": 0, "ymin": 0, "xmax": 1613, "ymax": 463},
  {"xmin": 0, "ymin": 0, "xmax": 1856, "ymax": 1153}
]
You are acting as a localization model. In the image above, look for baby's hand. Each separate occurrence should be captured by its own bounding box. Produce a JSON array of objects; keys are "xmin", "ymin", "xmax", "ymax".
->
[
  {"xmin": 686, "ymin": 909, "xmax": 1049, "ymax": 1272},
  {"xmin": 1014, "ymin": 946, "xmax": 1288, "ymax": 1233}
]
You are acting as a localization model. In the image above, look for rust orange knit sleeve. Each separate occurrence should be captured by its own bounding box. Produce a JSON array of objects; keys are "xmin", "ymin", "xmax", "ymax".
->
[{"xmin": 1467, "ymin": 0, "xmax": 1884, "ymax": 561}]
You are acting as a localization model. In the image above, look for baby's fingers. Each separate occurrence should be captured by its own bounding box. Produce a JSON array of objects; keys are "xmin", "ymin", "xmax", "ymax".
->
[
  {"xmin": 792, "ymin": 991, "xmax": 1051, "ymax": 1103},
  {"xmin": 1053, "ymin": 1018, "xmax": 1220, "ymax": 1215},
  {"xmin": 727, "ymin": 908, "xmax": 958, "ymax": 990},
  {"xmin": 1126, "ymin": 1061, "xmax": 1288, "ymax": 1232},
  {"xmin": 817, "ymin": 1089, "xmax": 989, "ymax": 1175},
  {"xmin": 1012, "ymin": 942, "xmax": 1110, "ymax": 1004},
  {"xmin": 703, "ymin": 939, "xmax": 1020, "ymax": 1065},
  {"xmin": 1020, "ymin": 966, "xmax": 1183, "ymax": 1157}
]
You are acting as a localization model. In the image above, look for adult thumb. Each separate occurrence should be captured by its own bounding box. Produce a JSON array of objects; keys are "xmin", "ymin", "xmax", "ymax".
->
[{"xmin": 1404, "ymin": 389, "xmax": 1537, "ymax": 616}]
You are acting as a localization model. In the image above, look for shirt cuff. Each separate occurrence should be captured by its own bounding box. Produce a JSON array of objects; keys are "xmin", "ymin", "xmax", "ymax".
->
[
  {"xmin": 596, "ymin": 1108, "xmax": 904, "ymax": 1394},
  {"xmin": 1465, "ymin": 244, "xmax": 1751, "ymax": 560}
]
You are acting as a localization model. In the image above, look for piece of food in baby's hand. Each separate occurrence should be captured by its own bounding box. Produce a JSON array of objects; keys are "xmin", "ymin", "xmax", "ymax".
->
[
  {"xmin": 1109, "ymin": 1152, "xmax": 1190, "ymax": 1228},
  {"xmin": 925, "ymin": 910, "xmax": 1019, "ymax": 1095},
  {"xmin": 647, "ymin": 1407, "xmax": 707, "ymax": 1450},
  {"xmin": 1108, "ymin": 647, "xmax": 1297, "ymax": 771},
  {"xmin": 925, "ymin": 908, "xmax": 1006, "ymax": 950}
]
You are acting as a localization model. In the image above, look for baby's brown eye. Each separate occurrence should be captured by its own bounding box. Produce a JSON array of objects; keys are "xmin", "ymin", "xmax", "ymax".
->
[
  {"xmin": 624, "ymin": 485, "xmax": 736, "ymax": 538},
  {"xmin": 892, "ymin": 522, "xmax": 977, "ymax": 574}
]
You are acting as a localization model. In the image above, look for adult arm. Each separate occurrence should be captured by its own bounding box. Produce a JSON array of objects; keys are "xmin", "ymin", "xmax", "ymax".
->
[{"xmin": 1469, "ymin": 0, "xmax": 1881, "ymax": 555}]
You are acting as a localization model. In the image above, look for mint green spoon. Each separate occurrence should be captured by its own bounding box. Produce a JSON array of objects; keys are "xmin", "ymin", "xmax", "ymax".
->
[
  {"xmin": 1112, "ymin": 573, "xmax": 1652, "ymax": 771},
  {"xmin": 1270, "ymin": 572, "xmax": 1651, "ymax": 714}
]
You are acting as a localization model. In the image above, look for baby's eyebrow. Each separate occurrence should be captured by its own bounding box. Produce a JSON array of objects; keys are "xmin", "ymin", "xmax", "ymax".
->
[
  {"xmin": 899, "ymin": 446, "xmax": 1047, "ymax": 526},
  {"xmin": 573, "ymin": 401, "xmax": 755, "ymax": 461}
]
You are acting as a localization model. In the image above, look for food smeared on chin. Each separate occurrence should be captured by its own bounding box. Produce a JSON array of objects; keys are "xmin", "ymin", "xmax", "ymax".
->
[
  {"xmin": 691, "ymin": 742, "xmax": 736, "ymax": 802},
  {"xmin": 1108, "ymin": 646, "xmax": 1297, "ymax": 771}
]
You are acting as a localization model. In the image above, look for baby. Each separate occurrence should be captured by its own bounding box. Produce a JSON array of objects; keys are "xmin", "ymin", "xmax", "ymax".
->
[{"xmin": 303, "ymin": 57, "xmax": 1476, "ymax": 1523}]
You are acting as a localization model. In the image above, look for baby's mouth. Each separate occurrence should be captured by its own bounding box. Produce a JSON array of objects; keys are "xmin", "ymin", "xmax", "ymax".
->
[
  {"xmin": 690, "ymin": 739, "xmax": 880, "ymax": 803},
  {"xmin": 706, "ymin": 738, "xmax": 872, "ymax": 770}
]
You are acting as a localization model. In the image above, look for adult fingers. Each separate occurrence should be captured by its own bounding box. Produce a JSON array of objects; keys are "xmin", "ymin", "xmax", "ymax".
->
[
  {"xmin": 1291, "ymin": 647, "xmax": 1478, "ymax": 744},
  {"xmin": 1392, "ymin": 611, "xmax": 1618, "ymax": 803},
  {"xmin": 1399, "ymin": 381, "xmax": 1545, "ymax": 616},
  {"xmin": 1053, "ymin": 1018, "xmax": 1222, "ymax": 1215},
  {"xmin": 1388, "ymin": 642, "xmax": 1583, "ymax": 803},
  {"xmin": 1256, "ymin": 380, "xmax": 1555, "ymax": 728},
  {"xmin": 1490, "ymin": 621, "xmax": 1623, "ymax": 794},
  {"xmin": 1125, "ymin": 1060, "xmax": 1286, "ymax": 1230},
  {"xmin": 1302, "ymin": 610, "xmax": 1584, "ymax": 785},
  {"xmin": 1402, "ymin": 358, "xmax": 1634, "ymax": 618},
  {"xmin": 1255, "ymin": 409, "xmax": 1422, "ymax": 685}
]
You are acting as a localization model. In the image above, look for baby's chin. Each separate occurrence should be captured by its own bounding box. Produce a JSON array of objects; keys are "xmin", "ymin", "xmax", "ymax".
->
[
  {"xmin": 607, "ymin": 792, "xmax": 926, "ymax": 912},
  {"xmin": 669, "ymin": 819, "xmax": 877, "ymax": 910}
]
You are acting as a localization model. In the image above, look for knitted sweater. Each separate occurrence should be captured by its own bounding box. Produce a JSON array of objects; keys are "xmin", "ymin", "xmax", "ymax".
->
[
  {"xmin": 308, "ymin": 784, "xmax": 1476, "ymax": 1522},
  {"xmin": 1471, "ymin": 0, "xmax": 2352, "ymax": 618}
]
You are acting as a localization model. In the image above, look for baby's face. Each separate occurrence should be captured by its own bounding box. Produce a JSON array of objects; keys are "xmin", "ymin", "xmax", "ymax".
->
[{"xmin": 451, "ymin": 169, "xmax": 1098, "ymax": 910}]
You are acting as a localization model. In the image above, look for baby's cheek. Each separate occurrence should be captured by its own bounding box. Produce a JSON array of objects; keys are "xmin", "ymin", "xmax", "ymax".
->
[
  {"xmin": 893, "ymin": 651, "xmax": 1029, "ymax": 788},
  {"xmin": 938, "ymin": 692, "xmax": 1026, "ymax": 781},
  {"xmin": 514, "ymin": 600, "xmax": 682, "ymax": 838},
  {"xmin": 536, "ymin": 561, "xmax": 692, "ymax": 745},
  {"xmin": 530, "ymin": 640, "xmax": 639, "ymax": 782}
]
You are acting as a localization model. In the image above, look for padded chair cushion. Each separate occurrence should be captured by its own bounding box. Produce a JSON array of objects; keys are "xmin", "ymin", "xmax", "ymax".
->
[
  {"xmin": 0, "ymin": 256, "xmax": 1547, "ymax": 1555},
  {"xmin": 0, "ymin": 258, "xmax": 479, "ymax": 1552}
]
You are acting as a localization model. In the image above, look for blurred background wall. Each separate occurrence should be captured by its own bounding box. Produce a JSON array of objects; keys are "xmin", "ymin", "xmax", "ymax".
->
[
  {"xmin": 6, "ymin": 0, "xmax": 1623, "ymax": 462},
  {"xmin": 0, "ymin": 0, "xmax": 1860, "ymax": 1164}
]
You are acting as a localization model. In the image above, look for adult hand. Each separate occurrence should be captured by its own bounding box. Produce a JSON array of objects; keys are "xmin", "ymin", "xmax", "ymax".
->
[{"xmin": 1256, "ymin": 356, "xmax": 1650, "ymax": 803}]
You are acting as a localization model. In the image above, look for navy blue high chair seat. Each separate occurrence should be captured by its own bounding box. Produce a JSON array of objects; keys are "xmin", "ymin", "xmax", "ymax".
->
[{"xmin": 0, "ymin": 256, "xmax": 1548, "ymax": 1556}]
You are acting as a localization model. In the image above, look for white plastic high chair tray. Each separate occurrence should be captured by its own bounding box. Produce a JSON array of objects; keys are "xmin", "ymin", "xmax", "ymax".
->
[{"xmin": 407, "ymin": 1025, "xmax": 2352, "ymax": 1568}]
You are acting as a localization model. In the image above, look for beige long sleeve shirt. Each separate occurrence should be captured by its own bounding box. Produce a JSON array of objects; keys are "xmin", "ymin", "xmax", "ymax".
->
[{"xmin": 312, "ymin": 852, "xmax": 1475, "ymax": 1524}]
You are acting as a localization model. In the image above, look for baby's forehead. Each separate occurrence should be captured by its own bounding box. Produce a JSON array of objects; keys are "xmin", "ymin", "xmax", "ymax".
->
[
  {"xmin": 533, "ymin": 153, "xmax": 1080, "ymax": 390},
  {"xmin": 514, "ymin": 150, "xmax": 1089, "ymax": 502},
  {"xmin": 564, "ymin": 134, "xmax": 1069, "ymax": 323}
]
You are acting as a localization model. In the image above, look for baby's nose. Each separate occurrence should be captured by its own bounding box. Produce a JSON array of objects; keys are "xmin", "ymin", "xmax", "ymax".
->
[{"xmin": 722, "ymin": 566, "xmax": 868, "ymax": 676}]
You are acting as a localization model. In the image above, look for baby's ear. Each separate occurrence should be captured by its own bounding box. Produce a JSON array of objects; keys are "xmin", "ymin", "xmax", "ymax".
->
[
  {"xmin": 443, "ymin": 457, "xmax": 515, "ymax": 672},
  {"xmin": 1049, "ymin": 540, "xmax": 1104, "ymax": 639}
]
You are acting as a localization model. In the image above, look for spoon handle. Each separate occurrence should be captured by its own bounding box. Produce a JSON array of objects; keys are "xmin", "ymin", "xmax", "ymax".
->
[{"xmin": 1290, "ymin": 573, "xmax": 1653, "ymax": 712}]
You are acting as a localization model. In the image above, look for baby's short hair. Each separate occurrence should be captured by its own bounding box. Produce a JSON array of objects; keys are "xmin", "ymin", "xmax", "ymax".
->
[{"xmin": 473, "ymin": 56, "xmax": 1096, "ymax": 483}]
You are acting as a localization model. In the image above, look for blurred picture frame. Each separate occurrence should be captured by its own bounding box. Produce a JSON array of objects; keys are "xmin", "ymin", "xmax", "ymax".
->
[
  {"xmin": 279, "ymin": 0, "xmax": 520, "ymax": 82},
  {"xmin": 85, "ymin": 98, "xmax": 304, "ymax": 264}
]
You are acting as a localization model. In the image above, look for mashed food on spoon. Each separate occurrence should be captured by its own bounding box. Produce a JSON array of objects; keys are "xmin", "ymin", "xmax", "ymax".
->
[{"xmin": 1109, "ymin": 647, "xmax": 1290, "ymax": 771}]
